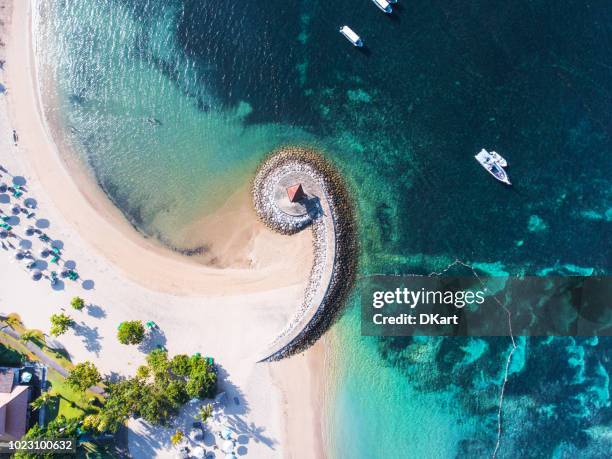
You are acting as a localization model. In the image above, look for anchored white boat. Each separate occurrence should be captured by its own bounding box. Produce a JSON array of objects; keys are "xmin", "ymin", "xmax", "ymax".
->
[
  {"xmin": 489, "ymin": 151, "xmax": 507, "ymax": 167},
  {"xmin": 475, "ymin": 149, "xmax": 511, "ymax": 185},
  {"xmin": 372, "ymin": 0, "xmax": 392, "ymax": 13},
  {"xmin": 339, "ymin": 26, "xmax": 363, "ymax": 47}
]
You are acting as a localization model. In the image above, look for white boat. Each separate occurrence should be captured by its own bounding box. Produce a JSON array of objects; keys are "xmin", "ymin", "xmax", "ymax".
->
[
  {"xmin": 475, "ymin": 149, "xmax": 511, "ymax": 185},
  {"xmin": 339, "ymin": 26, "xmax": 363, "ymax": 47},
  {"xmin": 489, "ymin": 151, "xmax": 507, "ymax": 167},
  {"xmin": 372, "ymin": 0, "xmax": 392, "ymax": 13}
]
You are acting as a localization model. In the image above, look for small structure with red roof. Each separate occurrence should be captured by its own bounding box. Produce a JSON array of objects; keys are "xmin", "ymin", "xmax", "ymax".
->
[{"xmin": 286, "ymin": 184, "xmax": 306, "ymax": 203}]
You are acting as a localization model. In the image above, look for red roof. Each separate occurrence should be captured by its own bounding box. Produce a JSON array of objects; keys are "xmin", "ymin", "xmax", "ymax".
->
[{"xmin": 286, "ymin": 184, "xmax": 305, "ymax": 203}]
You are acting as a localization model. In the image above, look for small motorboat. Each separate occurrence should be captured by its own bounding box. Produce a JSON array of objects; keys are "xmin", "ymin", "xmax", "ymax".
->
[
  {"xmin": 475, "ymin": 149, "xmax": 511, "ymax": 185},
  {"xmin": 339, "ymin": 26, "xmax": 363, "ymax": 47},
  {"xmin": 372, "ymin": 0, "xmax": 392, "ymax": 13},
  {"xmin": 489, "ymin": 151, "xmax": 507, "ymax": 167}
]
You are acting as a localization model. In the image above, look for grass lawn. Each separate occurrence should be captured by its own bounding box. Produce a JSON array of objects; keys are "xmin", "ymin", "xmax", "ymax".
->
[
  {"xmin": 46, "ymin": 369, "xmax": 101, "ymax": 421},
  {"xmin": 0, "ymin": 315, "xmax": 104, "ymax": 423}
]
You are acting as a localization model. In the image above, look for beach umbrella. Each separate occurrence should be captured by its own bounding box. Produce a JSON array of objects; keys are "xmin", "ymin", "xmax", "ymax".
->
[
  {"xmin": 11, "ymin": 206, "xmax": 20, "ymax": 215},
  {"xmin": 188, "ymin": 429, "xmax": 201, "ymax": 442},
  {"xmin": 191, "ymin": 446, "xmax": 205, "ymax": 459},
  {"xmin": 0, "ymin": 183, "xmax": 7, "ymax": 193},
  {"xmin": 220, "ymin": 428, "xmax": 233, "ymax": 440},
  {"xmin": 0, "ymin": 230, "xmax": 7, "ymax": 239},
  {"xmin": 32, "ymin": 270, "xmax": 42, "ymax": 281},
  {"xmin": 24, "ymin": 198, "xmax": 37, "ymax": 209},
  {"xmin": 221, "ymin": 440, "xmax": 234, "ymax": 453},
  {"xmin": 14, "ymin": 251, "xmax": 24, "ymax": 260},
  {"xmin": 40, "ymin": 249, "xmax": 49, "ymax": 258}
]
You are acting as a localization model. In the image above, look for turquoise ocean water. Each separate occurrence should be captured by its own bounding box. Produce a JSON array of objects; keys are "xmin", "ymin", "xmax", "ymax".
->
[{"xmin": 35, "ymin": 0, "xmax": 611, "ymax": 457}]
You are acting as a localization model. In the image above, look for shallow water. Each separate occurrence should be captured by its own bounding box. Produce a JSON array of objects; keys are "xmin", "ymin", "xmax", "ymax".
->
[{"xmin": 35, "ymin": 0, "xmax": 612, "ymax": 457}]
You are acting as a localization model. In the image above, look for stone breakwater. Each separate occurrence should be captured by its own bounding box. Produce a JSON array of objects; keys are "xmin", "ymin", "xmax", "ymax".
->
[{"xmin": 252, "ymin": 147, "xmax": 357, "ymax": 361}]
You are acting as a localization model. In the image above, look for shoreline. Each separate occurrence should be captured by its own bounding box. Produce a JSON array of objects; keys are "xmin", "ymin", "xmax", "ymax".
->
[
  {"xmin": 0, "ymin": 1, "xmax": 327, "ymax": 457},
  {"xmin": 4, "ymin": 0, "xmax": 314, "ymax": 296},
  {"xmin": 270, "ymin": 340, "xmax": 326, "ymax": 459}
]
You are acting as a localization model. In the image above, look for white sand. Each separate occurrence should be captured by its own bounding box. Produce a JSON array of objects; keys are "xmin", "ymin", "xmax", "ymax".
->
[{"xmin": 0, "ymin": 1, "xmax": 325, "ymax": 457}]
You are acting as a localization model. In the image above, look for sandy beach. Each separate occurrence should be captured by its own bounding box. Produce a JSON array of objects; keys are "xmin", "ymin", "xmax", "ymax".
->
[{"xmin": 0, "ymin": 0, "xmax": 325, "ymax": 457}]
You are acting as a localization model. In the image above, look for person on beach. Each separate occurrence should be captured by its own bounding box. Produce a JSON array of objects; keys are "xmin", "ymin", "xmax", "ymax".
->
[{"xmin": 12, "ymin": 129, "xmax": 18, "ymax": 145}]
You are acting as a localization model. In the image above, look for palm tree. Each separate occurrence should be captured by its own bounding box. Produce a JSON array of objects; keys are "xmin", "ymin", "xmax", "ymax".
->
[
  {"xmin": 30, "ymin": 392, "xmax": 53, "ymax": 411},
  {"xmin": 20, "ymin": 329, "xmax": 43, "ymax": 343},
  {"xmin": 170, "ymin": 430, "xmax": 184, "ymax": 447}
]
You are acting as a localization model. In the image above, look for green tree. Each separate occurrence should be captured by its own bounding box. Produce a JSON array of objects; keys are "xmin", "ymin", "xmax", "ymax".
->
[
  {"xmin": 49, "ymin": 313, "xmax": 73, "ymax": 337},
  {"xmin": 5, "ymin": 313, "xmax": 22, "ymax": 328},
  {"xmin": 197, "ymin": 403, "xmax": 214, "ymax": 424},
  {"xmin": 170, "ymin": 430, "xmax": 184, "ymax": 446},
  {"xmin": 136, "ymin": 365, "xmax": 150, "ymax": 379},
  {"xmin": 66, "ymin": 361, "xmax": 102, "ymax": 393},
  {"xmin": 20, "ymin": 329, "xmax": 43, "ymax": 343},
  {"xmin": 94, "ymin": 351, "xmax": 218, "ymax": 432},
  {"xmin": 30, "ymin": 392, "xmax": 53, "ymax": 411},
  {"xmin": 117, "ymin": 320, "xmax": 145, "ymax": 345},
  {"xmin": 70, "ymin": 297, "xmax": 85, "ymax": 311},
  {"xmin": 147, "ymin": 348, "xmax": 170, "ymax": 374},
  {"xmin": 170, "ymin": 354, "xmax": 191, "ymax": 377},
  {"xmin": 15, "ymin": 416, "xmax": 81, "ymax": 459}
]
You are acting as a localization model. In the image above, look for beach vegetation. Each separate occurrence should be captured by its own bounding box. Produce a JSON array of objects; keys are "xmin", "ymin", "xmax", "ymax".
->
[
  {"xmin": 20, "ymin": 329, "xmax": 44, "ymax": 344},
  {"xmin": 70, "ymin": 296, "xmax": 85, "ymax": 310},
  {"xmin": 15, "ymin": 416, "xmax": 81, "ymax": 459},
  {"xmin": 5, "ymin": 312, "xmax": 22, "ymax": 329},
  {"xmin": 92, "ymin": 350, "xmax": 217, "ymax": 432},
  {"xmin": 50, "ymin": 313, "xmax": 74, "ymax": 337},
  {"xmin": 30, "ymin": 392, "xmax": 54, "ymax": 411},
  {"xmin": 0, "ymin": 343, "xmax": 24, "ymax": 366},
  {"xmin": 171, "ymin": 429, "xmax": 184, "ymax": 446},
  {"xmin": 136, "ymin": 364, "xmax": 150, "ymax": 379},
  {"xmin": 66, "ymin": 361, "xmax": 102, "ymax": 392},
  {"xmin": 117, "ymin": 320, "xmax": 145, "ymax": 345},
  {"xmin": 197, "ymin": 403, "xmax": 214, "ymax": 424},
  {"xmin": 170, "ymin": 354, "xmax": 191, "ymax": 376}
]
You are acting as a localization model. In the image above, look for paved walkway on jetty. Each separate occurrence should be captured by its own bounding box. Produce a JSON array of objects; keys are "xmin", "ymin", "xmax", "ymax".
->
[{"xmin": 257, "ymin": 170, "xmax": 337, "ymax": 361}]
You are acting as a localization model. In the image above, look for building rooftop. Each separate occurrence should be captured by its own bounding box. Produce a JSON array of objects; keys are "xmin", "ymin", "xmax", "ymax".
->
[
  {"xmin": 286, "ymin": 183, "xmax": 305, "ymax": 203},
  {"xmin": 0, "ymin": 367, "xmax": 30, "ymax": 441}
]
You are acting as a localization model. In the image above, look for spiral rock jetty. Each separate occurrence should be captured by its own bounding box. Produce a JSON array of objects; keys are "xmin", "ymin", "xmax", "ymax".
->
[{"xmin": 253, "ymin": 147, "xmax": 357, "ymax": 361}]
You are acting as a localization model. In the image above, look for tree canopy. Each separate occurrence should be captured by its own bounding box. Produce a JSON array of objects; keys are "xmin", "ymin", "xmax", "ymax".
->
[
  {"xmin": 117, "ymin": 320, "xmax": 145, "ymax": 345},
  {"xmin": 90, "ymin": 350, "xmax": 217, "ymax": 432},
  {"xmin": 66, "ymin": 361, "xmax": 102, "ymax": 393},
  {"xmin": 49, "ymin": 313, "xmax": 74, "ymax": 337},
  {"xmin": 70, "ymin": 297, "xmax": 85, "ymax": 311}
]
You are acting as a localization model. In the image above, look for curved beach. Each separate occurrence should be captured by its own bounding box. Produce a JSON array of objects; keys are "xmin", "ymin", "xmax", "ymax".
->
[
  {"xmin": 4, "ymin": 0, "xmax": 312, "ymax": 296},
  {"xmin": 0, "ymin": 1, "xmax": 326, "ymax": 457}
]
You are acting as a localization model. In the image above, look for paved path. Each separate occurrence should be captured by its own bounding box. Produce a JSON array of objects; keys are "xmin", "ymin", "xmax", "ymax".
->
[{"xmin": 0, "ymin": 322, "xmax": 105, "ymax": 394}]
